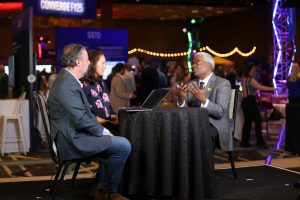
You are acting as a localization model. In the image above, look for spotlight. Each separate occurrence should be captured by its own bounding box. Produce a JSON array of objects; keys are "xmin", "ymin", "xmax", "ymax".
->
[
  {"xmin": 39, "ymin": 36, "xmax": 44, "ymax": 42},
  {"xmin": 190, "ymin": 18, "xmax": 196, "ymax": 24},
  {"xmin": 37, "ymin": 35, "xmax": 49, "ymax": 43}
]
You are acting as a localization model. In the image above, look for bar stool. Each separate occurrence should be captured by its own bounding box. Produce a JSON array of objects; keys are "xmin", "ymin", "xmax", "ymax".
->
[{"xmin": 0, "ymin": 92, "xmax": 27, "ymax": 156}]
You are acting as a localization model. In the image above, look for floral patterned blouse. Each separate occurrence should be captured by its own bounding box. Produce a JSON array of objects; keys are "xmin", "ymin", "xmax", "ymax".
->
[{"xmin": 81, "ymin": 80, "xmax": 114, "ymax": 120}]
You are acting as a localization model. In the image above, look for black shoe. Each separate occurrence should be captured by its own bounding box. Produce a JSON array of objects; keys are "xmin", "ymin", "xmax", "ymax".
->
[
  {"xmin": 94, "ymin": 189, "xmax": 110, "ymax": 200},
  {"xmin": 111, "ymin": 193, "xmax": 129, "ymax": 200}
]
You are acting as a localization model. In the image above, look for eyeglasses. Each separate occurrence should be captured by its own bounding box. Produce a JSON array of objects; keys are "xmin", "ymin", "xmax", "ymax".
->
[{"xmin": 191, "ymin": 61, "xmax": 206, "ymax": 66}]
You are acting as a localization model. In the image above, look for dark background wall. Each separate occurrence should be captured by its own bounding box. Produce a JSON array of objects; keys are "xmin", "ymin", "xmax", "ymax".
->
[
  {"xmin": 0, "ymin": 19, "xmax": 13, "ymax": 60},
  {"xmin": 113, "ymin": 4, "xmax": 274, "ymax": 67},
  {"xmin": 0, "ymin": 4, "xmax": 299, "ymax": 69}
]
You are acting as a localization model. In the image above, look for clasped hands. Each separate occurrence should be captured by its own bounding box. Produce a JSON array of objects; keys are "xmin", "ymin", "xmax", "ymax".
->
[
  {"xmin": 96, "ymin": 115, "xmax": 118, "ymax": 136},
  {"xmin": 109, "ymin": 115, "xmax": 118, "ymax": 126},
  {"xmin": 96, "ymin": 114, "xmax": 118, "ymax": 126},
  {"xmin": 176, "ymin": 81, "xmax": 207, "ymax": 105}
]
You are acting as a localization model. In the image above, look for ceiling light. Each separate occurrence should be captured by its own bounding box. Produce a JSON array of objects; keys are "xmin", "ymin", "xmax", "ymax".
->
[{"xmin": 190, "ymin": 18, "xmax": 196, "ymax": 24}]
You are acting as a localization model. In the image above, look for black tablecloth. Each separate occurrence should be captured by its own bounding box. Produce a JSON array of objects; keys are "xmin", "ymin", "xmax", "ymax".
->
[
  {"xmin": 285, "ymin": 104, "xmax": 300, "ymax": 154},
  {"xmin": 118, "ymin": 107, "xmax": 217, "ymax": 199}
]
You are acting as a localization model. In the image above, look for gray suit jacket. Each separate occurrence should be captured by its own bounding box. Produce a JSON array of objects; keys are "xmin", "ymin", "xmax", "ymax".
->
[
  {"xmin": 185, "ymin": 74, "xmax": 233, "ymax": 151},
  {"xmin": 48, "ymin": 69, "xmax": 111, "ymax": 160}
]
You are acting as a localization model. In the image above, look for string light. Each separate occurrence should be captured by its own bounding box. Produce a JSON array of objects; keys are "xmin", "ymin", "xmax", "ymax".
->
[
  {"xmin": 236, "ymin": 46, "xmax": 256, "ymax": 57},
  {"xmin": 128, "ymin": 46, "xmax": 256, "ymax": 58},
  {"xmin": 128, "ymin": 48, "xmax": 189, "ymax": 57},
  {"xmin": 204, "ymin": 46, "xmax": 257, "ymax": 57}
]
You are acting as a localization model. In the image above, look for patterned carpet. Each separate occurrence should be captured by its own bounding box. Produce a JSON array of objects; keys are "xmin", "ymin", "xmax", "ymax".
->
[
  {"xmin": 0, "ymin": 118, "xmax": 295, "ymax": 179},
  {"xmin": 0, "ymin": 152, "xmax": 97, "ymax": 178}
]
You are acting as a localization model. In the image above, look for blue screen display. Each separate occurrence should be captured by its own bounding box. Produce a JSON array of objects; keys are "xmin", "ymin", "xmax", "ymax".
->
[{"xmin": 55, "ymin": 27, "xmax": 128, "ymax": 70}]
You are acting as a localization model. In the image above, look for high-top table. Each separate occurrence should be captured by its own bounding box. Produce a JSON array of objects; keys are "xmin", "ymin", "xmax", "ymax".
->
[{"xmin": 118, "ymin": 107, "xmax": 217, "ymax": 199}]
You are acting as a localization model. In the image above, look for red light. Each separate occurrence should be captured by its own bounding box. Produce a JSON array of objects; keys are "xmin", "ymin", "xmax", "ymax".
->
[
  {"xmin": 38, "ymin": 43, "xmax": 42, "ymax": 59},
  {"xmin": 39, "ymin": 36, "xmax": 44, "ymax": 41},
  {"xmin": 0, "ymin": 3, "xmax": 23, "ymax": 11}
]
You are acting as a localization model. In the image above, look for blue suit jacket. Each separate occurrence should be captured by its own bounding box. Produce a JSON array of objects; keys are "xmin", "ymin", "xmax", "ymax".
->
[{"xmin": 48, "ymin": 69, "xmax": 111, "ymax": 160}]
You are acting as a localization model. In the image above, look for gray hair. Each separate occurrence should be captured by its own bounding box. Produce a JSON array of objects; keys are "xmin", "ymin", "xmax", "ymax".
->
[
  {"xmin": 61, "ymin": 44, "xmax": 85, "ymax": 68},
  {"xmin": 194, "ymin": 52, "xmax": 215, "ymax": 71}
]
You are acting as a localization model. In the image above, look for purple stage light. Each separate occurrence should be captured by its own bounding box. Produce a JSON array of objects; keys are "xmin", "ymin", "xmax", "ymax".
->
[{"xmin": 272, "ymin": 0, "xmax": 296, "ymax": 93}]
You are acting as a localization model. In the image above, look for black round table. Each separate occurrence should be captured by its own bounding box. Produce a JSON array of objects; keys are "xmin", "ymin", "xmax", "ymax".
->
[{"xmin": 118, "ymin": 107, "xmax": 217, "ymax": 199}]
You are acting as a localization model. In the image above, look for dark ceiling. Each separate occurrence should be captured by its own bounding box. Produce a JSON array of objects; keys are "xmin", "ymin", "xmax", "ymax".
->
[
  {"xmin": 0, "ymin": 0, "xmax": 273, "ymax": 21},
  {"xmin": 112, "ymin": 0, "xmax": 264, "ymax": 6}
]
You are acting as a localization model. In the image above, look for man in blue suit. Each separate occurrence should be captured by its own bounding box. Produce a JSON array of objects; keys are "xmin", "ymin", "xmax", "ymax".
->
[
  {"xmin": 177, "ymin": 52, "xmax": 233, "ymax": 152},
  {"xmin": 48, "ymin": 44, "xmax": 131, "ymax": 200}
]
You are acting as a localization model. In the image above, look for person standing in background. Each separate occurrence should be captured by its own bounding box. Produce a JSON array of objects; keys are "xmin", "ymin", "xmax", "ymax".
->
[
  {"xmin": 240, "ymin": 61, "xmax": 277, "ymax": 148},
  {"xmin": 48, "ymin": 65, "xmax": 57, "ymax": 88},
  {"xmin": 223, "ymin": 64, "xmax": 236, "ymax": 89},
  {"xmin": 105, "ymin": 66, "xmax": 117, "ymax": 93},
  {"xmin": 0, "ymin": 64, "xmax": 8, "ymax": 99},
  {"xmin": 122, "ymin": 63, "xmax": 136, "ymax": 94},
  {"xmin": 139, "ymin": 58, "xmax": 159, "ymax": 103},
  {"xmin": 110, "ymin": 63, "xmax": 135, "ymax": 113},
  {"xmin": 287, "ymin": 63, "xmax": 300, "ymax": 104},
  {"xmin": 39, "ymin": 74, "xmax": 50, "ymax": 100},
  {"xmin": 122, "ymin": 63, "xmax": 136, "ymax": 106},
  {"xmin": 153, "ymin": 62, "xmax": 168, "ymax": 88}
]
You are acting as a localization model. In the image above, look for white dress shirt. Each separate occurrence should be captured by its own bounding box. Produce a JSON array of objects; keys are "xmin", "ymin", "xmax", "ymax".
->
[{"xmin": 178, "ymin": 72, "xmax": 213, "ymax": 108}]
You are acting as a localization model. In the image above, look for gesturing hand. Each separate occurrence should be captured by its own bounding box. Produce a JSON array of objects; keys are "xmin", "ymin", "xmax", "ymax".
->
[
  {"xmin": 188, "ymin": 81, "xmax": 207, "ymax": 104},
  {"xmin": 176, "ymin": 82, "xmax": 189, "ymax": 104}
]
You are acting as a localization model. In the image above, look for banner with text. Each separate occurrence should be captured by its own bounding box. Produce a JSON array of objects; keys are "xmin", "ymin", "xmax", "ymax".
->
[
  {"xmin": 56, "ymin": 27, "xmax": 128, "ymax": 70},
  {"xmin": 24, "ymin": 0, "xmax": 97, "ymax": 19}
]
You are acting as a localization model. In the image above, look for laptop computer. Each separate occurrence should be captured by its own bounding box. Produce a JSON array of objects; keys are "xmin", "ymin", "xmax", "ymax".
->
[{"xmin": 124, "ymin": 88, "xmax": 170, "ymax": 112}]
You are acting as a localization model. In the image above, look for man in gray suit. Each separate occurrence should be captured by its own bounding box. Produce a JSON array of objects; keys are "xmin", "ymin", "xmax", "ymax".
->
[
  {"xmin": 48, "ymin": 44, "xmax": 131, "ymax": 200},
  {"xmin": 177, "ymin": 52, "xmax": 233, "ymax": 152}
]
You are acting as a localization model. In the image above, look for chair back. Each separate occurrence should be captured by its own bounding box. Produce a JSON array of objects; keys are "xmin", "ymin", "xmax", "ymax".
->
[
  {"xmin": 33, "ymin": 91, "xmax": 59, "ymax": 163},
  {"xmin": 12, "ymin": 92, "xmax": 26, "ymax": 116},
  {"xmin": 229, "ymin": 85, "xmax": 239, "ymax": 131}
]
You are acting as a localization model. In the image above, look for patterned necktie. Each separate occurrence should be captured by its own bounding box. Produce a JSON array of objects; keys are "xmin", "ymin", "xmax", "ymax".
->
[
  {"xmin": 199, "ymin": 81, "xmax": 205, "ymax": 90},
  {"xmin": 191, "ymin": 81, "xmax": 205, "ymax": 107}
]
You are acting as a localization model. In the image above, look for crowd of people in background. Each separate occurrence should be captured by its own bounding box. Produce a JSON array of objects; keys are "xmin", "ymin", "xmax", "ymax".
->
[
  {"xmin": 0, "ymin": 55, "xmax": 288, "ymax": 104},
  {"xmin": 2, "ymin": 52, "xmax": 300, "ymax": 150},
  {"xmin": 3, "ymin": 55, "xmax": 289, "ymax": 111}
]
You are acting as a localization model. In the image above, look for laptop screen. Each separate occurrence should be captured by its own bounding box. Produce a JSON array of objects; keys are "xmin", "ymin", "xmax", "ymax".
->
[{"xmin": 141, "ymin": 88, "xmax": 170, "ymax": 109}]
